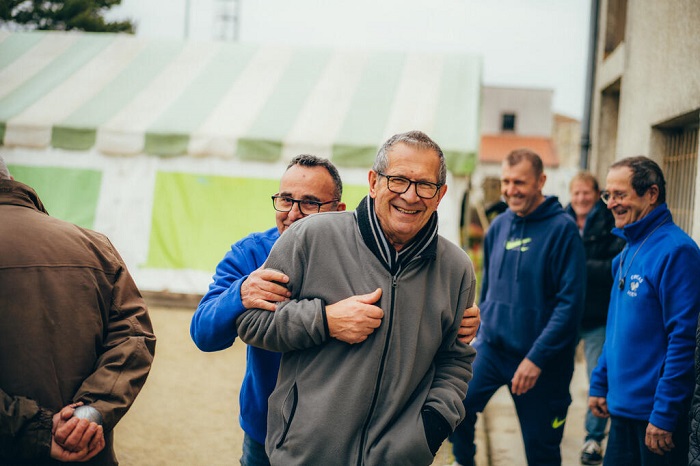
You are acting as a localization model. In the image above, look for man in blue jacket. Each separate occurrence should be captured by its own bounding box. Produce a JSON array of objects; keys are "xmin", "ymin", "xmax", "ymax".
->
[
  {"xmin": 589, "ymin": 156, "xmax": 700, "ymax": 466},
  {"xmin": 191, "ymin": 154, "xmax": 480, "ymax": 465},
  {"xmin": 450, "ymin": 148, "xmax": 586, "ymax": 466}
]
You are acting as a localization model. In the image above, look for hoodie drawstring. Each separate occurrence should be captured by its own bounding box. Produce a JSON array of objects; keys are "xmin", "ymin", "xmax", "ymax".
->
[{"xmin": 497, "ymin": 217, "xmax": 526, "ymax": 281}]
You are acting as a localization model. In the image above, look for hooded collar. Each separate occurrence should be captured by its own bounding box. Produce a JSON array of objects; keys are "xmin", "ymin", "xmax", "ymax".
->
[
  {"xmin": 507, "ymin": 195, "xmax": 564, "ymax": 223},
  {"xmin": 565, "ymin": 198, "xmax": 607, "ymax": 233}
]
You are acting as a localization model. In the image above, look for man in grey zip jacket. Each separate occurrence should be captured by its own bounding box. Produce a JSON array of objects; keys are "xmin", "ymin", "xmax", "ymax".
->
[{"xmin": 236, "ymin": 131, "xmax": 477, "ymax": 466}]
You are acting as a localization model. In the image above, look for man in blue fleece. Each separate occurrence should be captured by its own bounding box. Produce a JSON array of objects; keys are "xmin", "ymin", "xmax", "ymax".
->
[
  {"xmin": 450, "ymin": 148, "xmax": 586, "ymax": 466},
  {"xmin": 589, "ymin": 156, "xmax": 700, "ymax": 466},
  {"xmin": 191, "ymin": 154, "xmax": 480, "ymax": 466}
]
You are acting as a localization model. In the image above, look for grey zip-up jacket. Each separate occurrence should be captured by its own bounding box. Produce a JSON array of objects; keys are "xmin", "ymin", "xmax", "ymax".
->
[{"xmin": 236, "ymin": 208, "xmax": 476, "ymax": 466}]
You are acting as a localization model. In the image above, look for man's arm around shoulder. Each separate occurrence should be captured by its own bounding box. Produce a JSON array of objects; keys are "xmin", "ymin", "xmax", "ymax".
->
[{"xmin": 191, "ymin": 230, "xmax": 278, "ymax": 351}]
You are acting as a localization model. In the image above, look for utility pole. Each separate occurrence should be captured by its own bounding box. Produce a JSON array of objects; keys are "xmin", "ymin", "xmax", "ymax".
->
[
  {"xmin": 215, "ymin": 0, "xmax": 241, "ymax": 41},
  {"xmin": 184, "ymin": 0, "xmax": 191, "ymax": 39},
  {"xmin": 580, "ymin": 0, "xmax": 600, "ymax": 169}
]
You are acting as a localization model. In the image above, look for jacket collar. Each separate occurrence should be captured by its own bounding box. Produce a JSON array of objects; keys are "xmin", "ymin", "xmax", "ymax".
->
[
  {"xmin": 613, "ymin": 203, "xmax": 672, "ymax": 243},
  {"xmin": 0, "ymin": 180, "xmax": 48, "ymax": 215},
  {"xmin": 354, "ymin": 195, "xmax": 438, "ymax": 274}
]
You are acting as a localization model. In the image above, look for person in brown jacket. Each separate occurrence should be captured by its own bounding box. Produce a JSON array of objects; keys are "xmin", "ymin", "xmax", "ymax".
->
[{"xmin": 0, "ymin": 155, "xmax": 156, "ymax": 465}]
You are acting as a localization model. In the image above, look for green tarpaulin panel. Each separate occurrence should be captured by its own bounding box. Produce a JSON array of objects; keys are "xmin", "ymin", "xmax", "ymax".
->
[
  {"xmin": 145, "ymin": 170, "xmax": 368, "ymax": 271},
  {"xmin": 7, "ymin": 165, "xmax": 101, "ymax": 229}
]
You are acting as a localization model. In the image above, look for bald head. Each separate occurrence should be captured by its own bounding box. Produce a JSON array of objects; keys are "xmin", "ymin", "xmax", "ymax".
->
[{"xmin": 0, "ymin": 155, "xmax": 11, "ymax": 180}]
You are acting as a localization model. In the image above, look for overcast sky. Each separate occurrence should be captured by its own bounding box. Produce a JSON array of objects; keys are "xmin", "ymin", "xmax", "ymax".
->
[{"xmin": 107, "ymin": 0, "xmax": 592, "ymax": 119}]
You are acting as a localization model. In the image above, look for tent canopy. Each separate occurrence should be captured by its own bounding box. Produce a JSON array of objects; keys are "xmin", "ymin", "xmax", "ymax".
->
[
  {"xmin": 1, "ymin": 31, "xmax": 481, "ymax": 294},
  {"xmin": 0, "ymin": 31, "xmax": 481, "ymax": 174}
]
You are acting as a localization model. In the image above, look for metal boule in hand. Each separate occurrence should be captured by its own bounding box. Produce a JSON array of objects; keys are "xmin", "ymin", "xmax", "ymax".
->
[{"xmin": 72, "ymin": 405, "xmax": 103, "ymax": 425}]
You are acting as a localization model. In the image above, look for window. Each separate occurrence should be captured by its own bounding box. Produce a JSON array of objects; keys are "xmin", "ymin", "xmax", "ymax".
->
[
  {"xmin": 655, "ymin": 111, "xmax": 699, "ymax": 235},
  {"xmin": 604, "ymin": 0, "xmax": 628, "ymax": 56},
  {"xmin": 501, "ymin": 113, "xmax": 516, "ymax": 132},
  {"xmin": 596, "ymin": 80, "xmax": 621, "ymax": 177}
]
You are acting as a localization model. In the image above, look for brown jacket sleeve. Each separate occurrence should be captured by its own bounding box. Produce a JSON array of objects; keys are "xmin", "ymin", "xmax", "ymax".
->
[{"xmin": 71, "ymin": 242, "xmax": 157, "ymax": 431}]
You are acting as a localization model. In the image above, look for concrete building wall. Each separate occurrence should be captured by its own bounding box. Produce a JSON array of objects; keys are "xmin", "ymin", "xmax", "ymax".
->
[
  {"xmin": 553, "ymin": 114, "xmax": 582, "ymax": 169},
  {"xmin": 589, "ymin": 0, "xmax": 700, "ymax": 239},
  {"xmin": 618, "ymin": 2, "xmax": 698, "ymax": 156},
  {"xmin": 481, "ymin": 86, "xmax": 554, "ymax": 136}
]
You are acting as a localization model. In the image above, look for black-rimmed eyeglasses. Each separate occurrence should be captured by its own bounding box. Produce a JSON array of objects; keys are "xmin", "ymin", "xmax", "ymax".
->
[
  {"xmin": 271, "ymin": 195, "xmax": 338, "ymax": 215},
  {"xmin": 376, "ymin": 172, "xmax": 442, "ymax": 199}
]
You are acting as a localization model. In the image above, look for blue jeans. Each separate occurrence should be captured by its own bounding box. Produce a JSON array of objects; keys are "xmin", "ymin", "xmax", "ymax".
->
[
  {"xmin": 240, "ymin": 433, "xmax": 270, "ymax": 466},
  {"xmin": 604, "ymin": 415, "xmax": 689, "ymax": 466},
  {"xmin": 581, "ymin": 325, "xmax": 608, "ymax": 442}
]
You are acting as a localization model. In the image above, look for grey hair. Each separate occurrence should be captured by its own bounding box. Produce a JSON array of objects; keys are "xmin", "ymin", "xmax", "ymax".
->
[
  {"xmin": 610, "ymin": 156, "xmax": 666, "ymax": 204},
  {"xmin": 372, "ymin": 130, "xmax": 447, "ymax": 185},
  {"xmin": 0, "ymin": 155, "xmax": 11, "ymax": 180},
  {"xmin": 287, "ymin": 154, "xmax": 343, "ymax": 200}
]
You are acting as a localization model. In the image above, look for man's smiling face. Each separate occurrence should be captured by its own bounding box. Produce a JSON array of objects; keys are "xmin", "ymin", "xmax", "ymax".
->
[
  {"xmin": 604, "ymin": 166, "xmax": 658, "ymax": 228},
  {"xmin": 500, "ymin": 159, "xmax": 546, "ymax": 217},
  {"xmin": 368, "ymin": 142, "xmax": 446, "ymax": 251},
  {"xmin": 274, "ymin": 164, "xmax": 342, "ymax": 234}
]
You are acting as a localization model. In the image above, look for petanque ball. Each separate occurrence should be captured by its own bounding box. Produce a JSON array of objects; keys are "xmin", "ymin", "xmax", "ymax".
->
[{"xmin": 72, "ymin": 405, "xmax": 103, "ymax": 425}]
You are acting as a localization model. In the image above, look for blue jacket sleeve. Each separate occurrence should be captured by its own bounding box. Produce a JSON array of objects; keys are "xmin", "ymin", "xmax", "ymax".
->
[
  {"xmin": 235, "ymin": 227, "xmax": 330, "ymax": 352},
  {"xmin": 190, "ymin": 230, "xmax": 277, "ymax": 352},
  {"xmin": 650, "ymin": 243, "xmax": 700, "ymax": 431},
  {"xmin": 589, "ymin": 342, "xmax": 609, "ymax": 397}
]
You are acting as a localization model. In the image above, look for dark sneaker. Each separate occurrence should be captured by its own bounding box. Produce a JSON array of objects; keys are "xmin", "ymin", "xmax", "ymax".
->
[{"xmin": 580, "ymin": 439, "xmax": 603, "ymax": 465}]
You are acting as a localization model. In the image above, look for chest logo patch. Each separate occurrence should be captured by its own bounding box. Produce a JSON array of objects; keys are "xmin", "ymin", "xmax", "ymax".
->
[
  {"xmin": 505, "ymin": 238, "xmax": 532, "ymax": 252},
  {"xmin": 627, "ymin": 274, "xmax": 643, "ymax": 297}
]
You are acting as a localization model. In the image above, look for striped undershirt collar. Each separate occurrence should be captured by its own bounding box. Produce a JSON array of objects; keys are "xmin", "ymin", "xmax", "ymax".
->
[{"xmin": 355, "ymin": 195, "xmax": 438, "ymax": 275}]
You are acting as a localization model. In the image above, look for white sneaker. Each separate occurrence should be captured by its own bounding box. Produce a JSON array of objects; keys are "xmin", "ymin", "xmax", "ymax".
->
[{"xmin": 580, "ymin": 439, "xmax": 603, "ymax": 465}]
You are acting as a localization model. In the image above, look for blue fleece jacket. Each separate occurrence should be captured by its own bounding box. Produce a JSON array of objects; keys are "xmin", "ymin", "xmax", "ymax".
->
[
  {"xmin": 589, "ymin": 204, "xmax": 700, "ymax": 432},
  {"xmin": 190, "ymin": 226, "xmax": 281, "ymax": 445},
  {"xmin": 480, "ymin": 196, "xmax": 585, "ymax": 370}
]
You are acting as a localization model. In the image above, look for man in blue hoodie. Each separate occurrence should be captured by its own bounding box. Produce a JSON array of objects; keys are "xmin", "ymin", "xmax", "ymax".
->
[
  {"xmin": 451, "ymin": 148, "xmax": 586, "ymax": 466},
  {"xmin": 589, "ymin": 156, "xmax": 700, "ymax": 466},
  {"xmin": 190, "ymin": 154, "xmax": 481, "ymax": 466}
]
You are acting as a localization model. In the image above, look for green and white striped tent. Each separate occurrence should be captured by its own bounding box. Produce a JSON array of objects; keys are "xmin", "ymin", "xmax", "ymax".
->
[{"xmin": 0, "ymin": 30, "xmax": 482, "ymax": 294}]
